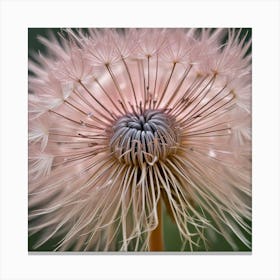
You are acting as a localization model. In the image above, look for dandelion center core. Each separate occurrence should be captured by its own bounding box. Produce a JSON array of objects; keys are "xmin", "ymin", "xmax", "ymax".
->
[{"xmin": 110, "ymin": 110, "xmax": 178, "ymax": 166}]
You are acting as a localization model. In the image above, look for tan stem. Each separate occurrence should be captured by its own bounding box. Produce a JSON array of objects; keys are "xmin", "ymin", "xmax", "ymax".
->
[{"xmin": 149, "ymin": 198, "xmax": 164, "ymax": 251}]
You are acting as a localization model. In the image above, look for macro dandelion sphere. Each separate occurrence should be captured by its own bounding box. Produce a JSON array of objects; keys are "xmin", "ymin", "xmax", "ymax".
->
[{"xmin": 28, "ymin": 28, "xmax": 252, "ymax": 251}]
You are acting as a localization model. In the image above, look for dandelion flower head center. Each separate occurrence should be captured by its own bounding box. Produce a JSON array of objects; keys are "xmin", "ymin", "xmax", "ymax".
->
[{"xmin": 110, "ymin": 109, "xmax": 179, "ymax": 166}]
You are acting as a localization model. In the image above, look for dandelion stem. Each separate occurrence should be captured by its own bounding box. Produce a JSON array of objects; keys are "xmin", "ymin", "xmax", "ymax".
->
[{"xmin": 149, "ymin": 198, "xmax": 164, "ymax": 251}]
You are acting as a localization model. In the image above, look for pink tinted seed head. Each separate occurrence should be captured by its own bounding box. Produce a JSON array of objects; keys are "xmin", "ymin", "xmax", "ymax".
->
[{"xmin": 29, "ymin": 28, "xmax": 251, "ymax": 251}]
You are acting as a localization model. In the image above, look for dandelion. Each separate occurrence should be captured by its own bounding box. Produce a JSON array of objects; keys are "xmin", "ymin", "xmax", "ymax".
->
[{"xmin": 28, "ymin": 28, "xmax": 252, "ymax": 251}]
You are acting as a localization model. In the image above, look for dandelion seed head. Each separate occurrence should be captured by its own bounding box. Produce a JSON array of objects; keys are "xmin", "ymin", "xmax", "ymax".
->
[{"xmin": 29, "ymin": 28, "xmax": 252, "ymax": 251}]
